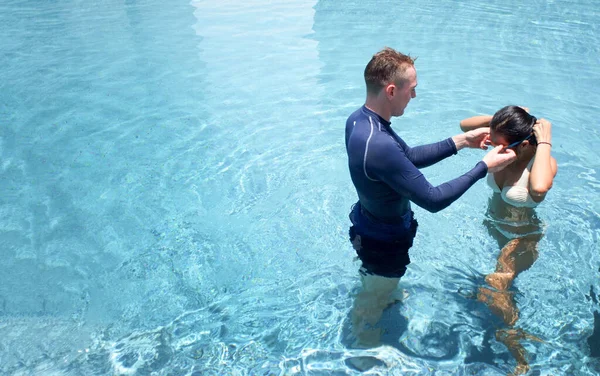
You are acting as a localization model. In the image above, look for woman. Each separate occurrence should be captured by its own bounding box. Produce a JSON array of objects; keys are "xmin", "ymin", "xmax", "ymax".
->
[{"xmin": 460, "ymin": 105, "xmax": 557, "ymax": 375}]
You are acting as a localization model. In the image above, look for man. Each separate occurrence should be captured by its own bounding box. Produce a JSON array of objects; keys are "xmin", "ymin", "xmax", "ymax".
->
[{"xmin": 345, "ymin": 47, "xmax": 516, "ymax": 350}]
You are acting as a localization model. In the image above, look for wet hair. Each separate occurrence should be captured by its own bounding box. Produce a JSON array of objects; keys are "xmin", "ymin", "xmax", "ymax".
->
[
  {"xmin": 364, "ymin": 47, "xmax": 415, "ymax": 94},
  {"xmin": 490, "ymin": 105, "xmax": 537, "ymax": 145}
]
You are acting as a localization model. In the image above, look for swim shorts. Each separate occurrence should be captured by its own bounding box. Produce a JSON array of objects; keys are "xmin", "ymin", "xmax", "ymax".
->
[{"xmin": 348, "ymin": 202, "xmax": 418, "ymax": 278}]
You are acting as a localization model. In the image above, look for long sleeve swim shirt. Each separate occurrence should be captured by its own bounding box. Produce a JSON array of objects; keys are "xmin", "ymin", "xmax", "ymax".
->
[{"xmin": 345, "ymin": 105, "xmax": 487, "ymax": 223}]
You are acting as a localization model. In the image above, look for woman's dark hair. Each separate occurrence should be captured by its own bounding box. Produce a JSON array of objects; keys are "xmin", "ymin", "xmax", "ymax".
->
[{"xmin": 490, "ymin": 105, "xmax": 537, "ymax": 145}]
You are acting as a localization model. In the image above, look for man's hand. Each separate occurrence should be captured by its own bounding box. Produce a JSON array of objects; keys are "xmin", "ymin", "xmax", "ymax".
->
[
  {"xmin": 453, "ymin": 128, "xmax": 490, "ymax": 150},
  {"xmin": 482, "ymin": 146, "xmax": 517, "ymax": 173}
]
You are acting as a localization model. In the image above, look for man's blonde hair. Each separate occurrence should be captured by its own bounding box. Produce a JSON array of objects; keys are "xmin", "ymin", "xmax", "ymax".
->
[{"xmin": 364, "ymin": 47, "xmax": 415, "ymax": 94}]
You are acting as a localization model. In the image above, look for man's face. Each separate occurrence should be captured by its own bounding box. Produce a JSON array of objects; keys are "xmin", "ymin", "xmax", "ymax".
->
[{"xmin": 388, "ymin": 66, "xmax": 417, "ymax": 117}]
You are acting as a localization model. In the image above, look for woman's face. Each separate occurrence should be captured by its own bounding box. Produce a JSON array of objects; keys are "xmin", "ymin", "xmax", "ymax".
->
[
  {"xmin": 488, "ymin": 131, "xmax": 511, "ymax": 149},
  {"xmin": 489, "ymin": 130, "xmax": 532, "ymax": 153}
]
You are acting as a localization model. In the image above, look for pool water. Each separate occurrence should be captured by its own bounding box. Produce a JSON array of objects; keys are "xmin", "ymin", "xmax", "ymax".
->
[{"xmin": 1, "ymin": 0, "xmax": 599, "ymax": 374}]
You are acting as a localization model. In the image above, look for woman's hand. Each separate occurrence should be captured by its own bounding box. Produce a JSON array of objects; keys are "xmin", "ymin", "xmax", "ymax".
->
[{"xmin": 533, "ymin": 118, "xmax": 552, "ymax": 145}]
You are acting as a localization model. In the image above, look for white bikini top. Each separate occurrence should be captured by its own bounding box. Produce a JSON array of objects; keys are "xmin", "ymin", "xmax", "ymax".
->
[{"xmin": 487, "ymin": 159, "xmax": 539, "ymax": 208}]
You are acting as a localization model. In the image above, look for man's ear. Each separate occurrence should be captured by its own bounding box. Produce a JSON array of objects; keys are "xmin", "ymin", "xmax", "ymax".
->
[{"xmin": 385, "ymin": 84, "xmax": 395, "ymax": 99}]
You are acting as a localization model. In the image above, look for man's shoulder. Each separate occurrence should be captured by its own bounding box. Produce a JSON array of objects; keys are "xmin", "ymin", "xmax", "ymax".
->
[
  {"xmin": 346, "ymin": 106, "xmax": 367, "ymax": 124},
  {"xmin": 347, "ymin": 121, "xmax": 402, "ymax": 155}
]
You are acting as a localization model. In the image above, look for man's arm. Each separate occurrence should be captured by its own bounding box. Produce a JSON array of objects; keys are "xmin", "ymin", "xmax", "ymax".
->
[
  {"xmin": 398, "ymin": 137, "xmax": 457, "ymax": 168},
  {"xmin": 369, "ymin": 142, "xmax": 515, "ymax": 213},
  {"xmin": 394, "ymin": 129, "xmax": 490, "ymax": 168},
  {"xmin": 373, "ymin": 145, "xmax": 486, "ymax": 213}
]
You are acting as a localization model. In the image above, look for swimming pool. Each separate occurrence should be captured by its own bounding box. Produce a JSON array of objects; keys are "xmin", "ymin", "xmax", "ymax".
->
[{"xmin": 1, "ymin": 0, "xmax": 599, "ymax": 374}]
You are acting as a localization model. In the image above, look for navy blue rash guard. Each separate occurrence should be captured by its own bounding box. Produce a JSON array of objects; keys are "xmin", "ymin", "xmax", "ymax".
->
[{"xmin": 346, "ymin": 105, "xmax": 488, "ymax": 224}]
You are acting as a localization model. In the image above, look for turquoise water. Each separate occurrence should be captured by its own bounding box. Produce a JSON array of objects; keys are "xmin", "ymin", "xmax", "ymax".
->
[{"xmin": 1, "ymin": 0, "xmax": 599, "ymax": 374}]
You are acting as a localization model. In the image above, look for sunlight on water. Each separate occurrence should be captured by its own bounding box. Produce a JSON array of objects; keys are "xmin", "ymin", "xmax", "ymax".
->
[{"xmin": 0, "ymin": 0, "xmax": 599, "ymax": 374}]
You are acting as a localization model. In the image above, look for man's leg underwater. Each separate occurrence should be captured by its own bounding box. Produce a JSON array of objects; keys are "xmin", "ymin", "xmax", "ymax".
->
[
  {"xmin": 351, "ymin": 268, "xmax": 401, "ymax": 347},
  {"xmin": 348, "ymin": 221, "xmax": 414, "ymax": 349}
]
